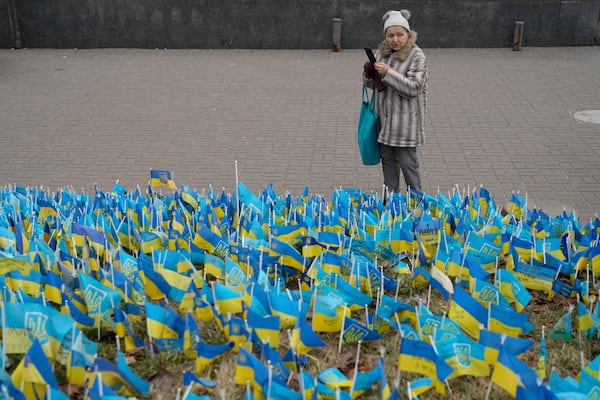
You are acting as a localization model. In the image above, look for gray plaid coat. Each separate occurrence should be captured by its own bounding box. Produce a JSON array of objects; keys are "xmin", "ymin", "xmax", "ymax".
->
[{"xmin": 366, "ymin": 32, "xmax": 428, "ymax": 148}]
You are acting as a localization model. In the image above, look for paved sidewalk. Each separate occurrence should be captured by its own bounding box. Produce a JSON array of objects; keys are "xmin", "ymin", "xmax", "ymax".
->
[{"xmin": 0, "ymin": 47, "xmax": 599, "ymax": 220}]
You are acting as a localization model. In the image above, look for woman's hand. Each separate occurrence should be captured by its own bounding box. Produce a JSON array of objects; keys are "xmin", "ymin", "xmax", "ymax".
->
[{"xmin": 373, "ymin": 62, "xmax": 389, "ymax": 77}]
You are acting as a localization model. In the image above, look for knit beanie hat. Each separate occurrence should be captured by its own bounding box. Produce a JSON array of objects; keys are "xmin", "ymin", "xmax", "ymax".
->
[{"xmin": 382, "ymin": 10, "xmax": 411, "ymax": 34}]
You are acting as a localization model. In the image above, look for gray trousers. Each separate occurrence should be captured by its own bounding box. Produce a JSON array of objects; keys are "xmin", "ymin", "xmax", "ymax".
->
[{"xmin": 379, "ymin": 144, "xmax": 421, "ymax": 193}]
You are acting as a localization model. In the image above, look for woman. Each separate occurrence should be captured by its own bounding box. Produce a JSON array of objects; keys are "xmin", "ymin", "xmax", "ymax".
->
[{"xmin": 364, "ymin": 9, "xmax": 428, "ymax": 194}]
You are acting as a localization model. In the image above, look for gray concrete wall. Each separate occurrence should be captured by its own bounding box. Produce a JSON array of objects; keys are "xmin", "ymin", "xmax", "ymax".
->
[{"xmin": 1, "ymin": 0, "xmax": 599, "ymax": 49}]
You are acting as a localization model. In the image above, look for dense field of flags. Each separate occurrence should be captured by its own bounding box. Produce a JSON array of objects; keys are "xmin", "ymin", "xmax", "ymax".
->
[{"xmin": 2, "ymin": 168, "xmax": 600, "ymax": 399}]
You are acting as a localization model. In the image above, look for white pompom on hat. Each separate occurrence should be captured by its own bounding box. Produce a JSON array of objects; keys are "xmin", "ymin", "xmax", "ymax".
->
[{"xmin": 382, "ymin": 9, "xmax": 411, "ymax": 34}]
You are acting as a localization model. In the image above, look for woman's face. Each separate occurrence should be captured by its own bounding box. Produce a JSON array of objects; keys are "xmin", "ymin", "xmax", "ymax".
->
[{"xmin": 385, "ymin": 26, "xmax": 409, "ymax": 51}]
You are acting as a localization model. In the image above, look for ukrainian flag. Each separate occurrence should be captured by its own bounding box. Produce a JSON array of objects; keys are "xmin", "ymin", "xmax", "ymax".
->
[
  {"xmin": 311, "ymin": 292, "xmax": 344, "ymax": 333},
  {"xmin": 140, "ymin": 231, "xmax": 166, "ymax": 253},
  {"xmin": 325, "ymin": 276, "xmax": 372, "ymax": 311},
  {"xmin": 321, "ymin": 251, "xmax": 353, "ymax": 278},
  {"xmin": 408, "ymin": 377, "xmax": 434, "ymax": 398},
  {"xmin": 578, "ymin": 301, "xmax": 595, "ymax": 331},
  {"xmin": 156, "ymin": 266, "xmax": 192, "ymax": 302},
  {"xmin": 113, "ymin": 308, "xmax": 144, "ymax": 352},
  {"xmin": 224, "ymin": 316, "xmax": 249, "ymax": 351},
  {"xmin": 87, "ymin": 357, "xmax": 147, "ymax": 398},
  {"xmin": 0, "ymin": 226, "xmax": 17, "ymax": 252},
  {"xmin": 317, "ymin": 231, "xmax": 342, "ymax": 253},
  {"xmin": 193, "ymin": 224, "xmax": 230, "ymax": 259},
  {"xmin": 448, "ymin": 285, "xmax": 487, "ymax": 339},
  {"xmin": 196, "ymin": 341, "xmax": 234, "ymax": 374},
  {"xmin": 10, "ymin": 339, "xmax": 59, "ymax": 400},
  {"xmin": 271, "ymin": 223, "xmax": 307, "ymax": 243},
  {"xmin": 236, "ymin": 181, "xmax": 264, "ymax": 216},
  {"xmin": 153, "ymin": 249, "xmax": 195, "ymax": 274},
  {"xmin": 341, "ymin": 316, "xmax": 381, "ymax": 343},
  {"xmin": 269, "ymin": 290, "xmax": 299, "ymax": 328},
  {"xmin": 375, "ymin": 227, "xmax": 416, "ymax": 253},
  {"xmin": 145, "ymin": 300, "xmax": 182, "ymax": 340},
  {"xmin": 247, "ymin": 314, "xmax": 280, "ymax": 347},
  {"xmin": 495, "ymin": 268, "xmax": 531, "ymax": 312},
  {"xmin": 398, "ymin": 338, "xmax": 453, "ymax": 394},
  {"xmin": 180, "ymin": 184, "xmax": 200, "ymax": 211},
  {"xmin": 436, "ymin": 338, "xmax": 490, "ymax": 378},
  {"xmin": 270, "ymin": 237, "xmax": 305, "ymax": 271},
  {"xmin": 300, "ymin": 235, "xmax": 325, "ymax": 258},
  {"xmin": 478, "ymin": 328, "xmax": 533, "ymax": 365},
  {"xmin": 488, "ymin": 303, "xmax": 533, "ymax": 337},
  {"xmin": 79, "ymin": 272, "xmax": 122, "ymax": 329},
  {"xmin": 290, "ymin": 317, "xmax": 327, "ymax": 355},
  {"xmin": 299, "ymin": 370, "xmax": 316, "ymax": 399},
  {"xmin": 150, "ymin": 169, "xmax": 177, "ymax": 190},
  {"xmin": 234, "ymin": 347, "xmax": 269, "ymax": 387},
  {"xmin": 317, "ymin": 368, "xmax": 352, "ymax": 389},
  {"xmin": 5, "ymin": 268, "xmax": 43, "ymax": 297},
  {"xmin": 44, "ymin": 270, "xmax": 64, "ymax": 305},
  {"xmin": 212, "ymin": 282, "xmax": 244, "ymax": 314},
  {"xmin": 116, "ymin": 350, "xmax": 151, "ymax": 397},
  {"xmin": 37, "ymin": 198, "xmax": 59, "ymax": 219},
  {"xmin": 66, "ymin": 334, "xmax": 91, "ymax": 385},
  {"xmin": 491, "ymin": 347, "xmax": 538, "ymax": 397}
]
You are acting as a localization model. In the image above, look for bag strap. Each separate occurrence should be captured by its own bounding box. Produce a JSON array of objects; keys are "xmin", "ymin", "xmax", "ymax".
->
[
  {"xmin": 362, "ymin": 85, "xmax": 376, "ymax": 112},
  {"xmin": 362, "ymin": 84, "xmax": 375, "ymax": 105}
]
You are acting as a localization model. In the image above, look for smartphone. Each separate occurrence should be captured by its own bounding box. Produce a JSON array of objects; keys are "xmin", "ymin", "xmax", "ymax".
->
[{"xmin": 364, "ymin": 47, "xmax": 376, "ymax": 64}]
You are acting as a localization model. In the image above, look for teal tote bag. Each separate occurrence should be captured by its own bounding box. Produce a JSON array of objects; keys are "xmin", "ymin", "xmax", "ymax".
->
[{"xmin": 357, "ymin": 84, "xmax": 380, "ymax": 166}]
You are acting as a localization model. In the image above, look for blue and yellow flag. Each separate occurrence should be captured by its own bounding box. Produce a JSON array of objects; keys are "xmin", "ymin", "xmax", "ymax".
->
[
  {"xmin": 150, "ymin": 169, "xmax": 177, "ymax": 190},
  {"xmin": 270, "ymin": 237, "xmax": 305, "ymax": 271},
  {"xmin": 247, "ymin": 313, "xmax": 281, "ymax": 347},
  {"xmin": 448, "ymin": 285, "xmax": 487, "ymax": 339},
  {"xmin": 113, "ymin": 307, "xmax": 144, "ymax": 352},
  {"xmin": 340, "ymin": 316, "xmax": 381, "ymax": 344},
  {"xmin": 374, "ymin": 227, "xmax": 415, "ymax": 253},
  {"xmin": 212, "ymin": 282, "xmax": 244, "ymax": 314},
  {"xmin": 377, "ymin": 357, "xmax": 399, "ymax": 400},
  {"xmin": 435, "ymin": 337, "xmax": 490, "ymax": 379},
  {"xmin": 145, "ymin": 300, "xmax": 184, "ymax": 351},
  {"xmin": 3, "ymin": 301, "xmax": 73, "ymax": 358},
  {"xmin": 478, "ymin": 328, "xmax": 534, "ymax": 365},
  {"xmin": 269, "ymin": 290, "xmax": 299, "ymax": 329},
  {"xmin": 495, "ymin": 268, "xmax": 531, "ymax": 312},
  {"xmin": 4, "ymin": 268, "xmax": 43, "ymax": 298},
  {"xmin": 491, "ymin": 346, "xmax": 538, "ymax": 397},
  {"xmin": 183, "ymin": 311, "xmax": 200, "ymax": 359},
  {"xmin": 317, "ymin": 367, "xmax": 352, "ymax": 389},
  {"xmin": 236, "ymin": 181, "xmax": 264, "ymax": 216},
  {"xmin": 311, "ymin": 290, "xmax": 344, "ymax": 333},
  {"xmin": 464, "ymin": 231, "xmax": 501, "ymax": 271},
  {"xmin": 408, "ymin": 376, "xmax": 434, "ymax": 398},
  {"xmin": 290, "ymin": 317, "xmax": 327, "ymax": 356},
  {"xmin": 488, "ymin": 302, "xmax": 534, "ymax": 337},
  {"xmin": 398, "ymin": 338, "xmax": 453, "ymax": 394},
  {"xmin": 182, "ymin": 370, "xmax": 217, "ymax": 390},
  {"xmin": 71, "ymin": 222, "xmax": 107, "ymax": 256},
  {"xmin": 196, "ymin": 340, "xmax": 234, "ymax": 374},
  {"xmin": 234, "ymin": 347, "xmax": 269, "ymax": 388},
  {"xmin": 79, "ymin": 272, "xmax": 122, "ymax": 329},
  {"xmin": 113, "ymin": 350, "xmax": 151, "ymax": 397},
  {"xmin": 65, "ymin": 329, "xmax": 94, "ymax": 385},
  {"xmin": 10, "ymin": 339, "xmax": 59, "ymax": 399},
  {"xmin": 578, "ymin": 301, "xmax": 595, "ymax": 332},
  {"xmin": 193, "ymin": 224, "xmax": 230, "ymax": 259},
  {"xmin": 87, "ymin": 357, "xmax": 148, "ymax": 398}
]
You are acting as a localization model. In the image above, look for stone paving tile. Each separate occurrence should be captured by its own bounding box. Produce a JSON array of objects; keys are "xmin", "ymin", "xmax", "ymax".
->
[{"xmin": 0, "ymin": 47, "xmax": 599, "ymax": 220}]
